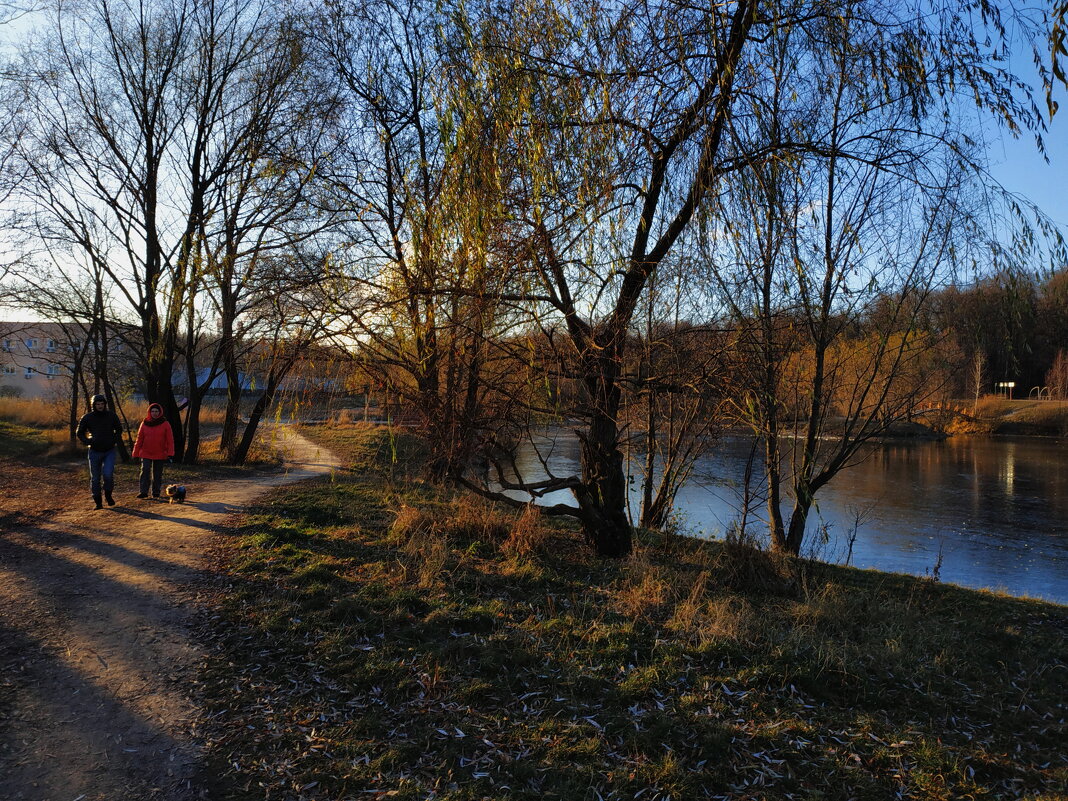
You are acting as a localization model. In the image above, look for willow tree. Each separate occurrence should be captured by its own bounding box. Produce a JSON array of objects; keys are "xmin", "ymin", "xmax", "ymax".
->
[
  {"xmin": 459, "ymin": 0, "xmax": 1057, "ymax": 558},
  {"xmin": 315, "ymin": 0, "xmax": 519, "ymax": 481}
]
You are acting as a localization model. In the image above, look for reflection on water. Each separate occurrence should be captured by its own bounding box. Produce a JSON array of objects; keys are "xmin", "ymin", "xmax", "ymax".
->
[{"xmin": 505, "ymin": 433, "xmax": 1068, "ymax": 605}]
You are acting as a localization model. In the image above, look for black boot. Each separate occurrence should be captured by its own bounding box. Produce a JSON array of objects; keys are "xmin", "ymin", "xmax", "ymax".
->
[
  {"xmin": 105, "ymin": 490, "xmax": 116, "ymax": 506},
  {"xmin": 93, "ymin": 494, "xmax": 103, "ymax": 510}
]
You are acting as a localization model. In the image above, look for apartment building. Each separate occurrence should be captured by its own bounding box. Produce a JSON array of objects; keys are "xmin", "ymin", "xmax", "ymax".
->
[{"xmin": 0, "ymin": 322, "xmax": 76, "ymax": 400}]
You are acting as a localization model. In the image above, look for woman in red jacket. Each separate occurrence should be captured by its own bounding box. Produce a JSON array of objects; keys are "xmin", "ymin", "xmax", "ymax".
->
[{"xmin": 132, "ymin": 402, "xmax": 175, "ymax": 499}]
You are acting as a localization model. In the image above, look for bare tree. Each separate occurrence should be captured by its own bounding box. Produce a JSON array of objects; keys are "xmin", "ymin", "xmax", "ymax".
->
[
  {"xmin": 5, "ymin": 0, "xmax": 328, "ymax": 462},
  {"xmin": 705, "ymin": 11, "xmax": 994, "ymax": 556}
]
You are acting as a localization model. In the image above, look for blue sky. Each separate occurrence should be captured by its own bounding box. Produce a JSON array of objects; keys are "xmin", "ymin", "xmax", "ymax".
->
[{"xmin": 987, "ymin": 102, "xmax": 1067, "ymax": 227}]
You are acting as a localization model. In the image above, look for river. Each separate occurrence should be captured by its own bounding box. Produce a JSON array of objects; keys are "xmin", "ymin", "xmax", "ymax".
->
[{"xmin": 503, "ymin": 433, "xmax": 1068, "ymax": 605}]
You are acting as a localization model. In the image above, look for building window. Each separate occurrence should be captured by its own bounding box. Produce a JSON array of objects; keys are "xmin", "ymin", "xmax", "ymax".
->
[
  {"xmin": 46, "ymin": 339, "xmax": 57, "ymax": 352},
  {"xmin": 47, "ymin": 365, "xmax": 61, "ymax": 379},
  {"xmin": 25, "ymin": 338, "xmax": 37, "ymax": 349},
  {"xmin": 2, "ymin": 365, "xmax": 14, "ymax": 375},
  {"xmin": 2, "ymin": 340, "xmax": 14, "ymax": 352},
  {"xmin": 24, "ymin": 366, "xmax": 34, "ymax": 378}
]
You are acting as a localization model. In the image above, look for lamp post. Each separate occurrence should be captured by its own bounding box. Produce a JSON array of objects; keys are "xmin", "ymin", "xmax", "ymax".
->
[{"xmin": 996, "ymin": 381, "xmax": 1015, "ymax": 400}]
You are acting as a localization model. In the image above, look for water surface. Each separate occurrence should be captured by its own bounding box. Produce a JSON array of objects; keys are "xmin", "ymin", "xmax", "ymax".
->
[{"xmin": 504, "ymin": 433, "xmax": 1068, "ymax": 605}]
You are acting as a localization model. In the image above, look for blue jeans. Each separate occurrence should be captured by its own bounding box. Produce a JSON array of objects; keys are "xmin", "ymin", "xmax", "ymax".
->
[{"xmin": 88, "ymin": 448, "xmax": 117, "ymax": 497}]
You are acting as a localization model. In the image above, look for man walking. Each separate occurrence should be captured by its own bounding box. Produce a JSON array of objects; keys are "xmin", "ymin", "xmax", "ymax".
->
[{"xmin": 76, "ymin": 394, "xmax": 124, "ymax": 509}]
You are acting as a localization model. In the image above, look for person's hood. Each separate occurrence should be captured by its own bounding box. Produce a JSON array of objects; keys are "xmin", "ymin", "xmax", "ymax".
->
[
  {"xmin": 148, "ymin": 402, "xmax": 164, "ymax": 415},
  {"xmin": 91, "ymin": 394, "xmax": 108, "ymax": 409}
]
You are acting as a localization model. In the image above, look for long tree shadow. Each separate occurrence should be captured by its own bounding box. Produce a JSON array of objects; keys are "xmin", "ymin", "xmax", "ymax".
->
[
  {"xmin": 0, "ymin": 525, "xmax": 215, "ymax": 703},
  {"xmin": 5, "ymin": 520, "xmax": 208, "ymax": 586},
  {"xmin": 0, "ymin": 620, "xmax": 212, "ymax": 801},
  {"xmin": 108, "ymin": 504, "xmax": 243, "ymax": 532}
]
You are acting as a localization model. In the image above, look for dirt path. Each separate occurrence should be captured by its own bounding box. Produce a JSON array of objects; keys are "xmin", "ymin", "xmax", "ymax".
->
[{"xmin": 0, "ymin": 429, "xmax": 341, "ymax": 801}]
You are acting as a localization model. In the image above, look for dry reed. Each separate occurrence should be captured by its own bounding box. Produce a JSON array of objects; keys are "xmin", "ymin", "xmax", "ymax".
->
[{"xmin": 0, "ymin": 397, "xmax": 68, "ymax": 427}]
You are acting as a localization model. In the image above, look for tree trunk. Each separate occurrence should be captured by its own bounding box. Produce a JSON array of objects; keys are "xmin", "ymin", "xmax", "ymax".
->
[
  {"xmin": 782, "ymin": 489, "xmax": 812, "ymax": 556},
  {"xmin": 230, "ymin": 375, "xmax": 283, "ymax": 465},
  {"xmin": 576, "ymin": 391, "xmax": 632, "ymax": 557},
  {"xmin": 765, "ymin": 431, "xmax": 788, "ymax": 552},
  {"xmin": 221, "ymin": 357, "xmax": 242, "ymax": 458},
  {"xmin": 184, "ymin": 394, "xmax": 202, "ymax": 463},
  {"xmin": 576, "ymin": 440, "xmax": 632, "ymax": 557}
]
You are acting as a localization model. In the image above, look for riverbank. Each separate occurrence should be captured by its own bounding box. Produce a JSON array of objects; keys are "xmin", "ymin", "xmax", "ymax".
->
[
  {"xmin": 197, "ymin": 422, "xmax": 1066, "ymax": 800},
  {"xmin": 945, "ymin": 397, "xmax": 1068, "ymax": 437}
]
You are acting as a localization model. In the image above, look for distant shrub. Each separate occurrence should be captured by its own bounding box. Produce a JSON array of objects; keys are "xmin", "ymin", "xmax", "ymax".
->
[{"xmin": 330, "ymin": 408, "xmax": 375, "ymax": 426}]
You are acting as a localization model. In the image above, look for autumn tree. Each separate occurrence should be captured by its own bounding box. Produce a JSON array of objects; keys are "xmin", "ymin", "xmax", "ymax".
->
[{"xmin": 446, "ymin": 0, "xmax": 1061, "ymax": 558}]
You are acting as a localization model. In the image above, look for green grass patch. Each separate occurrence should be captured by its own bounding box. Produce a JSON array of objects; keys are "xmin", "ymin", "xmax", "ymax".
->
[
  {"xmin": 200, "ymin": 423, "xmax": 1068, "ymax": 801},
  {"xmin": 0, "ymin": 420, "xmax": 53, "ymax": 458}
]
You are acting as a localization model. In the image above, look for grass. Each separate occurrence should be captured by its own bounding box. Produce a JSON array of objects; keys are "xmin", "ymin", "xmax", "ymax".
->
[
  {"xmin": 0, "ymin": 420, "xmax": 54, "ymax": 458},
  {"xmin": 0, "ymin": 396, "xmax": 68, "ymax": 427},
  {"xmin": 944, "ymin": 397, "xmax": 1068, "ymax": 437},
  {"xmin": 199, "ymin": 424, "xmax": 1068, "ymax": 801},
  {"xmin": 0, "ymin": 397, "xmax": 75, "ymax": 457},
  {"xmin": 995, "ymin": 402, "xmax": 1068, "ymax": 436}
]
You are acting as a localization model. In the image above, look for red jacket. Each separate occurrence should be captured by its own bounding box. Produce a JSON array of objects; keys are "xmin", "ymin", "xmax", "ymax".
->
[{"xmin": 132, "ymin": 418, "xmax": 175, "ymax": 460}]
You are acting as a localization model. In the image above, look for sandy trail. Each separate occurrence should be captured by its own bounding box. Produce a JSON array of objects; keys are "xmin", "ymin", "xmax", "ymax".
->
[{"xmin": 0, "ymin": 429, "xmax": 341, "ymax": 801}]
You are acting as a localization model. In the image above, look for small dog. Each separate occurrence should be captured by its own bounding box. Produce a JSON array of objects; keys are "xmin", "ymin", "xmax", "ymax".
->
[{"xmin": 164, "ymin": 484, "xmax": 187, "ymax": 503}]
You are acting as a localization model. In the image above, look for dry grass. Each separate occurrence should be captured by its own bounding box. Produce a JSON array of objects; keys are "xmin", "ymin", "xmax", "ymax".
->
[
  {"xmin": 613, "ymin": 542, "xmax": 769, "ymax": 641},
  {"xmin": 712, "ymin": 525, "xmax": 797, "ymax": 595},
  {"xmin": 1005, "ymin": 401, "xmax": 1068, "ymax": 434},
  {"xmin": 612, "ymin": 547, "xmax": 672, "ymax": 621},
  {"xmin": 501, "ymin": 504, "xmax": 549, "ymax": 557},
  {"xmin": 0, "ymin": 397, "xmax": 68, "ymax": 427},
  {"xmin": 195, "ymin": 404, "xmax": 229, "ymax": 425},
  {"xmin": 442, "ymin": 495, "xmax": 513, "ymax": 542},
  {"xmin": 42, "ymin": 428, "xmax": 83, "ymax": 459},
  {"xmin": 670, "ymin": 584, "xmax": 756, "ymax": 643},
  {"xmin": 391, "ymin": 506, "xmax": 450, "ymax": 587},
  {"xmin": 972, "ymin": 394, "xmax": 1016, "ymax": 418},
  {"xmin": 391, "ymin": 496, "xmax": 548, "ymax": 551},
  {"xmin": 389, "ymin": 504, "xmax": 432, "ymax": 543},
  {"xmin": 195, "ymin": 431, "xmax": 286, "ymax": 467}
]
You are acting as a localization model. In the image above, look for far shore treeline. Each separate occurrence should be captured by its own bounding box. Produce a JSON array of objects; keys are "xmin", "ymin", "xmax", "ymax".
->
[{"xmin": 1, "ymin": 0, "xmax": 1067, "ymax": 557}]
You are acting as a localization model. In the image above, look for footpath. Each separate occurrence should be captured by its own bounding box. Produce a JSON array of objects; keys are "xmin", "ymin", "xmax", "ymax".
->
[{"xmin": 0, "ymin": 429, "xmax": 341, "ymax": 801}]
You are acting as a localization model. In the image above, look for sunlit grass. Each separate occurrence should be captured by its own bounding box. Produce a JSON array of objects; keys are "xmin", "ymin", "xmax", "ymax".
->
[{"xmin": 0, "ymin": 396, "xmax": 68, "ymax": 427}]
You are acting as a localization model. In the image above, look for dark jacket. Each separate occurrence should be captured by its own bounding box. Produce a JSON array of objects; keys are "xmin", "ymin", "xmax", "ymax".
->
[{"xmin": 76, "ymin": 399, "xmax": 124, "ymax": 452}]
